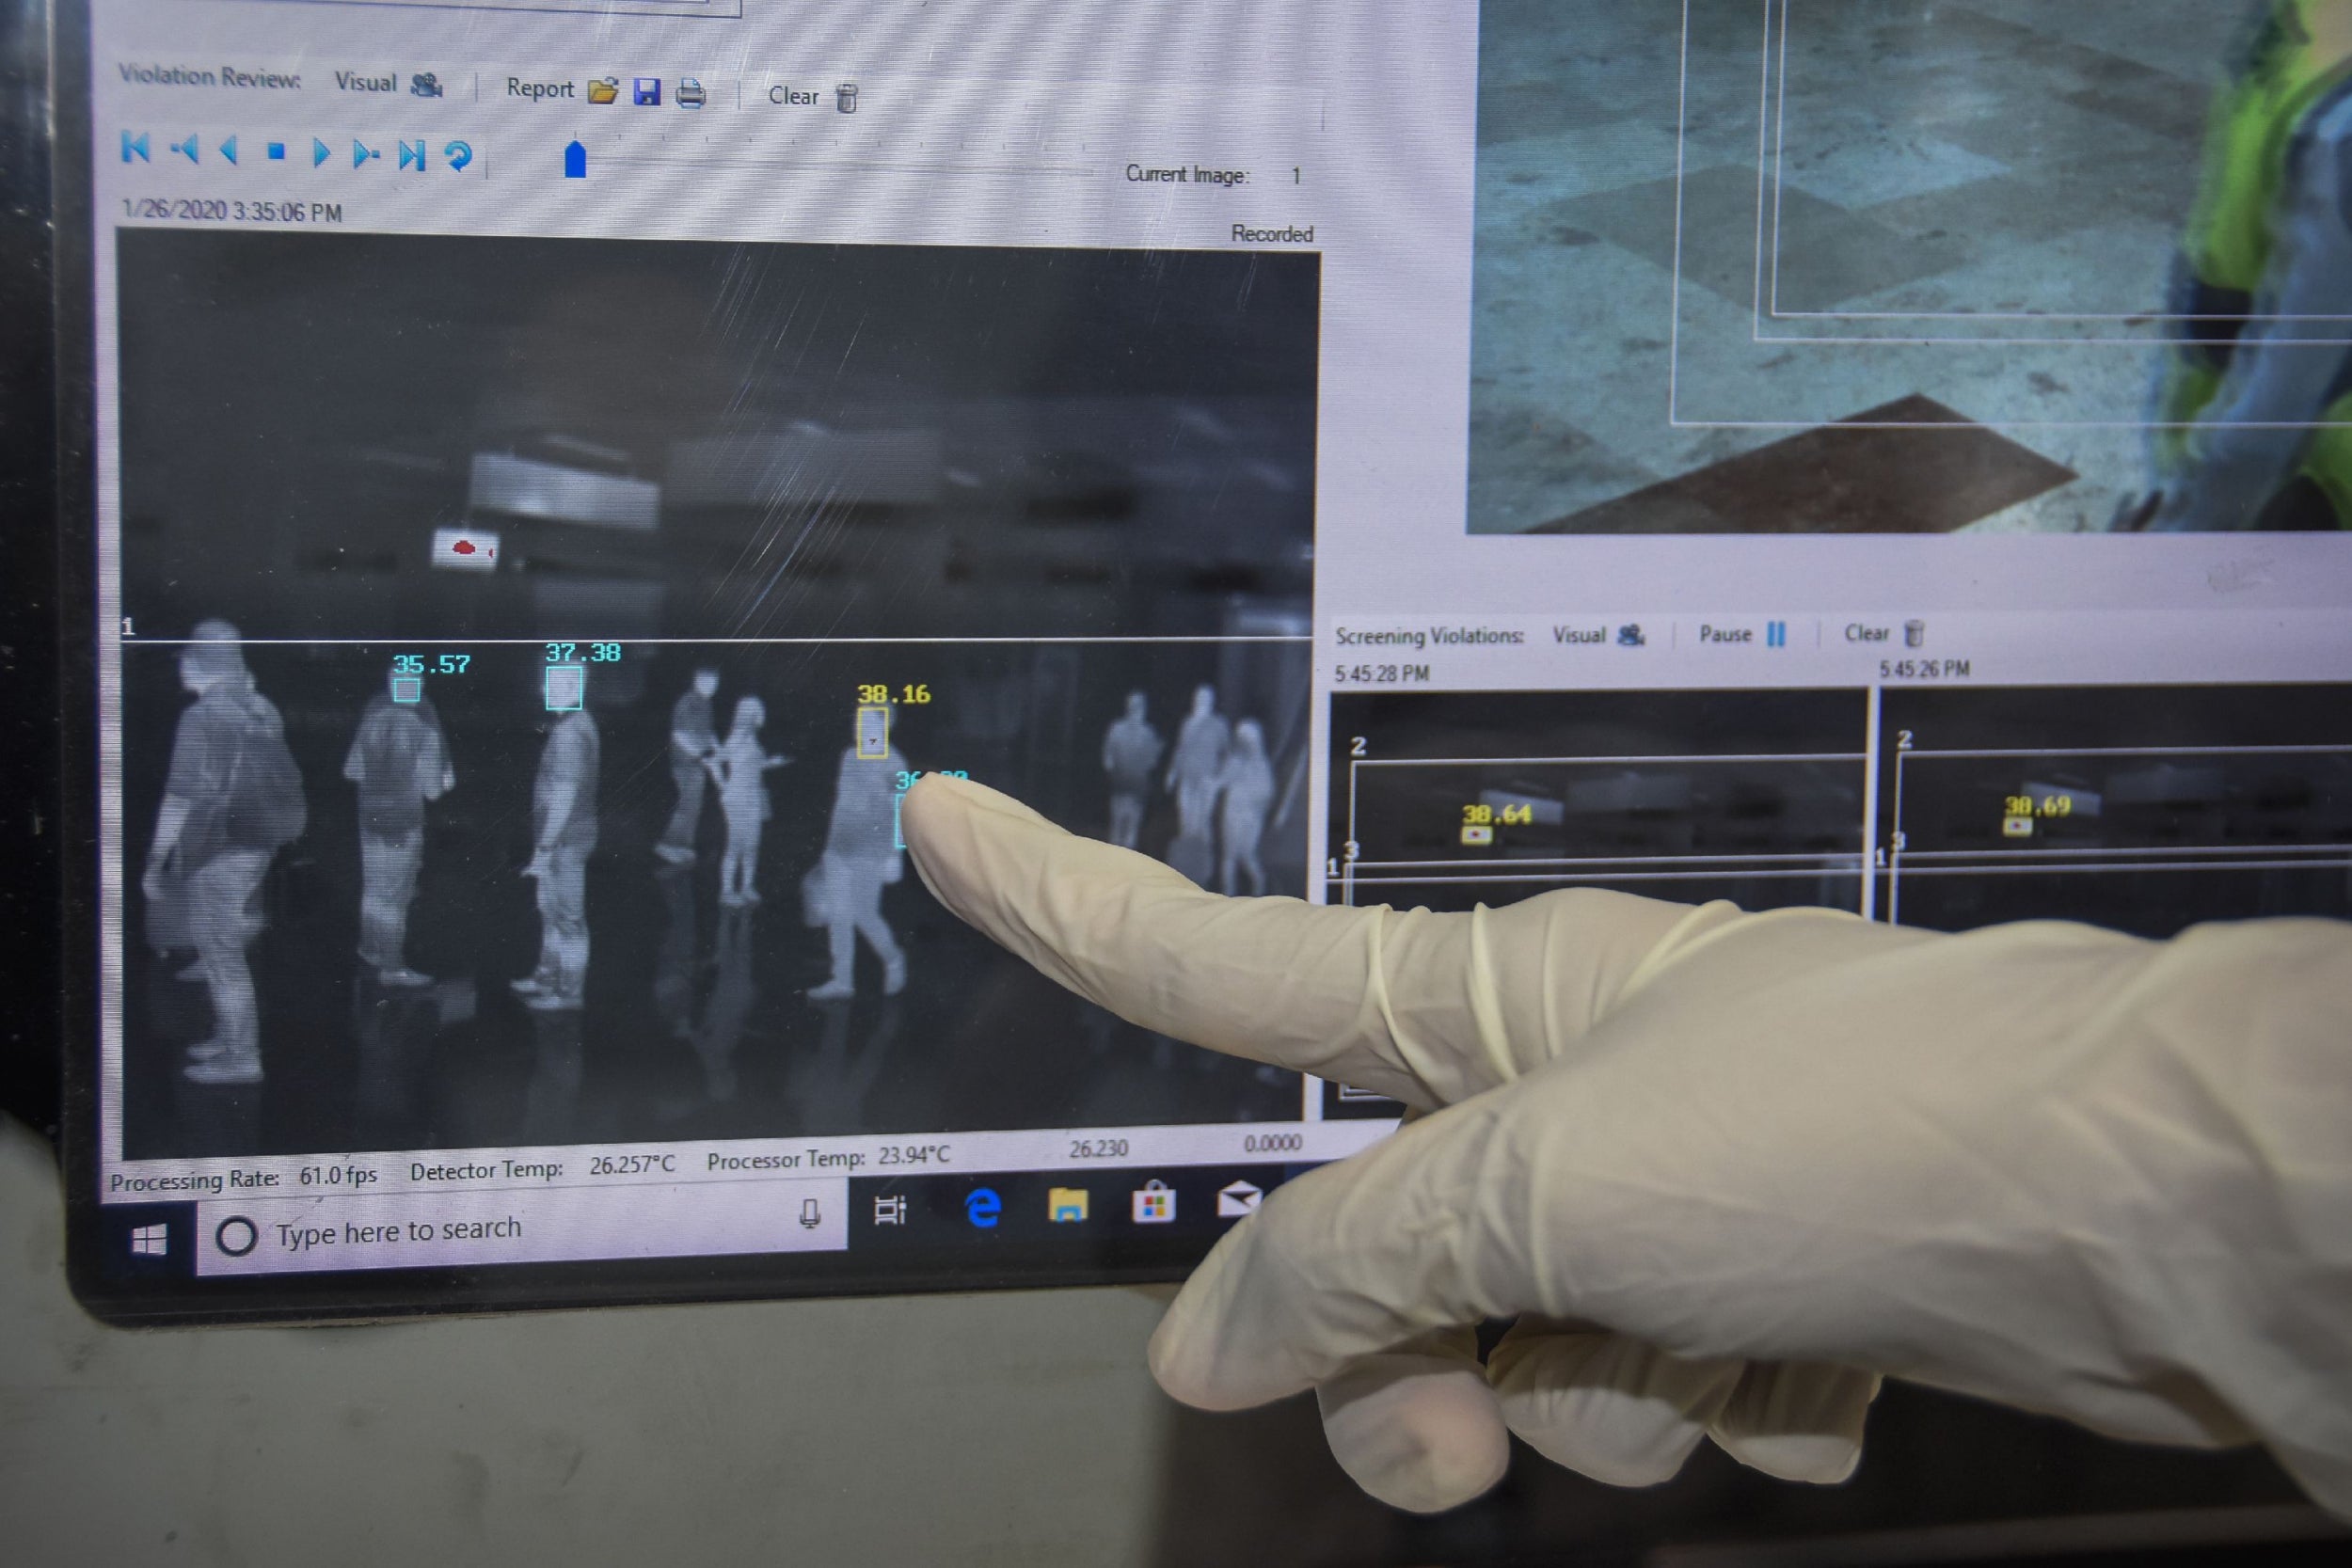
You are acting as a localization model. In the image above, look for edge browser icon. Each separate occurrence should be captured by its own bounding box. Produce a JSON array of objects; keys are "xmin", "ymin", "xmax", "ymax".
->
[{"xmin": 963, "ymin": 1187, "xmax": 1002, "ymax": 1229}]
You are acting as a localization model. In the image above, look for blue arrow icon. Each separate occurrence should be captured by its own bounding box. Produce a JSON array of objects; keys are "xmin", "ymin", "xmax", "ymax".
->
[
  {"xmin": 120, "ymin": 131, "xmax": 150, "ymax": 163},
  {"xmin": 397, "ymin": 138, "xmax": 425, "ymax": 172},
  {"xmin": 312, "ymin": 137, "xmax": 331, "ymax": 167},
  {"xmin": 443, "ymin": 140, "xmax": 473, "ymax": 172},
  {"xmin": 169, "ymin": 134, "xmax": 199, "ymax": 165},
  {"xmin": 354, "ymin": 139, "xmax": 380, "ymax": 168},
  {"xmin": 219, "ymin": 135, "xmax": 238, "ymax": 165}
]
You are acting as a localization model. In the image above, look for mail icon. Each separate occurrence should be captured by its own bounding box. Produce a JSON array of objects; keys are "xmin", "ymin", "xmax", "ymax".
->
[
  {"xmin": 587, "ymin": 76, "xmax": 620, "ymax": 104},
  {"xmin": 1216, "ymin": 1180, "xmax": 1263, "ymax": 1218}
]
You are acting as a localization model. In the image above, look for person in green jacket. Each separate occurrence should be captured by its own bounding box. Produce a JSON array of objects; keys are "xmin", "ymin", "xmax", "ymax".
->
[{"xmin": 2130, "ymin": 0, "xmax": 2352, "ymax": 531}]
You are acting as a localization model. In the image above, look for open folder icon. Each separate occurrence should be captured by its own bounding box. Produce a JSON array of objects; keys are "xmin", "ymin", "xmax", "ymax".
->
[{"xmin": 587, "ymin": 76, "xmax": 619, "ymax": 104}]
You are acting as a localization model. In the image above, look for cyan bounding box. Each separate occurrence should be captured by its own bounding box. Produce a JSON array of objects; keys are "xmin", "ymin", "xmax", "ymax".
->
[
  {"xmin": 390, "ymin": 675, "xmax": 423, "ymax": 705},
  {"xmin": 545, "ymin": 664, "xmax": 586, "ymax": 712}
]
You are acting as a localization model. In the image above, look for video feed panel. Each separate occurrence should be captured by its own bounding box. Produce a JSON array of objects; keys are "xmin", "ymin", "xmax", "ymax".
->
[
  {"xmin": 119, "ymin": 639, "xmax": 1311, "ymax": 1163},
  {"xmin": 1880, "ymin": 684, "xmax": 2352, "ymax": 938},
  {"xmin": 114, "ymin": 230, "xmax": 1318, "ymax": 641},
  {"xmin": 1469, "ymin": 0, "xmax": 2341, "ymax": 534},
  {"xmin": 1324, "ymin": 688, "xmax": 1870, "ymax": 1116}
]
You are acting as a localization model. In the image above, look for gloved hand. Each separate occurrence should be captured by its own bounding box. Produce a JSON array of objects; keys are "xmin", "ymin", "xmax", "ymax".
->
[{"xmin": 901, "ymin": 774, "xmax": 2352, "ymax": 1517}]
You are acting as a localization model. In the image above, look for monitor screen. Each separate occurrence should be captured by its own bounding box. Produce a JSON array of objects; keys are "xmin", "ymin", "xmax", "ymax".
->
[{"xmin": 51, "ymin": 0, "xmax": 2352, "ymax": 1332}]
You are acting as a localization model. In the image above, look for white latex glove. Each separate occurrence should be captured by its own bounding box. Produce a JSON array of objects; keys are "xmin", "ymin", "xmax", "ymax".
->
[{"xmin": 900, "ymin": 774, "xmax": 2352, "ymax": 1518}]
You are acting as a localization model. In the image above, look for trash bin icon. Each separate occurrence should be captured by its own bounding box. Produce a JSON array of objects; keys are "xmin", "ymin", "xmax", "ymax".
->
[
  {"xmin": 836, "ymin": 82, "xmax": 859, "ymax": 114},
  {"xmin": 1903, "ymin": 619, "xmax": 1926, "ymax": 649}
]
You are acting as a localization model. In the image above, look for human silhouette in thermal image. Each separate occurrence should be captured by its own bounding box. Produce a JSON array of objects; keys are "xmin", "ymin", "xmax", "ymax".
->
[
  {"xmin": 1102, "ymin": 690, "xmax": 1164, "ymax": 849},
  {"xmin": 656, "ymin": 669, "xmax": 721, "ymax": 865},
  {"xmin": 707, "ymin": 695, "xmax": 789, "ymax": 908},
  {"xmin": 1216, "ymin": 718, "xmax": 1277, "ymax": 896},
  {"xmin": 1165, "ymin": 684, "xmax": 1231, "ymax": 881},
  {"xmin": 343, "ymin": 661, "xmax": 454, "ymax": 987},
  {"xmin": 513, "ymin": 703, "xmax": 599, "ymax": 1012},
  {"xmin": 141, "ymin": 619, "xmax": 307, "ymax": 1085},
  {"xmin": 803, "ymin": 724, "xmax": 909, "ymax": 1003}
]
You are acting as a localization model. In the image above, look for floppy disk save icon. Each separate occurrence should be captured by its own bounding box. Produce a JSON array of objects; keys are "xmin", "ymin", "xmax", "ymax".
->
[
  {"xmin": 587, "ymin": 76, "xmax": 620, "ymax": 104},
  {"xmin": 1216, "ymin": 1180, "xmax": 1263, "ymax": 1218}
]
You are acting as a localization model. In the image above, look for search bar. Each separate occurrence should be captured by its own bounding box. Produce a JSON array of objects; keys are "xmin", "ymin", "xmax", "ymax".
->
[{"xmin": 196, "ymin": 1180, "xmax": 847, "ymax": 1275}]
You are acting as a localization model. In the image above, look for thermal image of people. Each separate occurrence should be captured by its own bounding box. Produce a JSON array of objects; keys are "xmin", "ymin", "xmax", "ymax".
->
[
  {"xmin": 1216, "ymin": 718, "xmax": 1277, "ymax": 896},
  {"xmin": 2133, "ymin": 0, "xmax": 2352, "ymax": 531},
  {"xmin": 342, "ymin": 661, "xmax": 454, "ymax": 988},
  {"xmin": 141, "ymin": 619, "xmax": 307, "ymax": 1085},
  {"xmin": 1167, "ymin": 684, "xmax": 1232, "ymax": 852},
  {"xmin": 803, "ymin": 725, "xmax": 909, "ymax": 1003},
  {"xmin": 707, "ymin": 695, "xmax": 789, "ymax": 908},
  {"xmin": 656, "ymin": 668, "xmax": 722, "ymax": 865},
  {"xmin": 1102, "ymin": 690, "xmax": 1165, "ymax": 849},
  {"xmin": 513, "ymin": 703, "xmax": 599, "ymax": 1012}
]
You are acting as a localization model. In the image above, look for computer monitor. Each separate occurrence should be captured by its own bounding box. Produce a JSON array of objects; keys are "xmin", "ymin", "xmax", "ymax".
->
[{"xmin": 37, "ymin": 0, "xmax": 2352, "ymax": 1338}]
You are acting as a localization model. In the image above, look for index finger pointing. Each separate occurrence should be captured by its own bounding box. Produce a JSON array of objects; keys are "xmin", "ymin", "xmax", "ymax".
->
[{"xmin": 899, "ymin": 772, "xmax": 1694, "ymax": 1107}]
